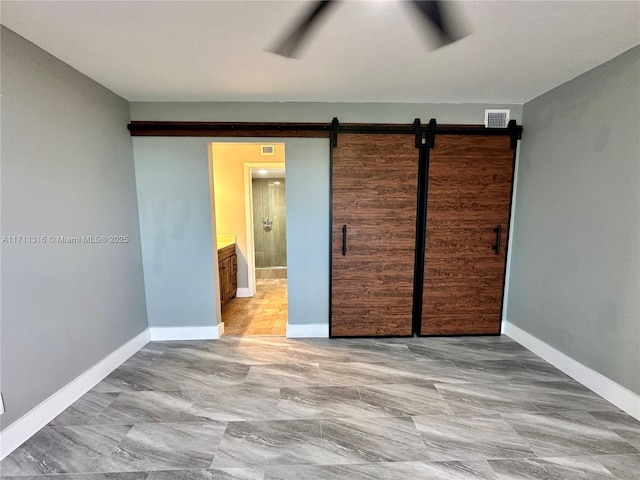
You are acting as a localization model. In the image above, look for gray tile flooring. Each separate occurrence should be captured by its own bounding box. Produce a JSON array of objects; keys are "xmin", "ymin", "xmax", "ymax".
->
[{"xmin": 2, "ymin": 335, "xmax": 639, "ymax": 479}]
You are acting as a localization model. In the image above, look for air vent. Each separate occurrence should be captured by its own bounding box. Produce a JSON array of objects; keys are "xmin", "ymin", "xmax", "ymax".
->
[
  {"xmin": 485, "ymin": 109, "xmax": 510, "ymax": 128},
  {"xmin": 261, "ymin": 145, "xmax": 275, "ymax": 155}
]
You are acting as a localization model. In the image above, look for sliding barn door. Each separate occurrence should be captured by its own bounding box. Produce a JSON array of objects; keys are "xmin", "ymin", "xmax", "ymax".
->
[
  {"xmin": 331, "ymin": 134, "xmax": 418, "ymax": 336},
  {"xmin": 421, "ymin": 135, "xmax": 514, "ymax": 335}
]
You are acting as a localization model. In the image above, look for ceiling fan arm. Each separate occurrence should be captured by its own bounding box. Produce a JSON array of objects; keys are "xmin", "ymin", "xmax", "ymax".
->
[
  {"xmin": 410, "ymin": 0, "xmax": 459, "ymax": 47},
  {"xmin": 270, "ymin": 0, "xmax": 338, "ymax": 58}
]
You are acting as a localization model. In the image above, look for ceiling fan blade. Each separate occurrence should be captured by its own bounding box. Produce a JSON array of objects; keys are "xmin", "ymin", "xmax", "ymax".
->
[
  {"xmin": 270, "ymin": 0, "xmax": 337, "ymax": 58},
  {"xmin": 410, "ymin": 0, "xmax": 464, "ymax": 47}
]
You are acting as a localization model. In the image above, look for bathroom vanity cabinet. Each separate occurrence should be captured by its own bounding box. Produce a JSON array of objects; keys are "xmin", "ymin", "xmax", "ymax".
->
[{"xmin": 218, "ymin": 244, "xmax": 237, "ymax": 307}]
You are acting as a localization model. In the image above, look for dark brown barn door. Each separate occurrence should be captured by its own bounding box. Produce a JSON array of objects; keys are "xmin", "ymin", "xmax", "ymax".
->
[
  {"xmin": 421, "ymin": 135, "xmax": 514, "ymax": 335},
  {"xmin": 331, "ymin": 133, "xmax": 418, "ymax": 336}
]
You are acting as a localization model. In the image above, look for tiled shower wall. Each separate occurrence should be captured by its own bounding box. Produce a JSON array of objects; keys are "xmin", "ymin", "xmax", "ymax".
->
[{"xmin": 252, "ymin": 178, "xmax": 287, "ymax": 267}]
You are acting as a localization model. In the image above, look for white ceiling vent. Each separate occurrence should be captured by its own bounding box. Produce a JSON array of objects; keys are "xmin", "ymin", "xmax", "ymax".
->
[
  {"xmin": 485, "ymin": 109, "xmax": 510, "ymax": 128},
  {"xmin": 261, "ymin": 145, "xmax": 275, "ymax": 155}
]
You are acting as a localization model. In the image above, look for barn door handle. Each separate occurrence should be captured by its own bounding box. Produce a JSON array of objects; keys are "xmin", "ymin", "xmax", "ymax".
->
[
  {"xmin": 342, "ymin": 225, "xmax": 347, "ymax": 256},
  {"xmin": 493, "ymin": 225, "xmax": 503, "ymax": 255}
]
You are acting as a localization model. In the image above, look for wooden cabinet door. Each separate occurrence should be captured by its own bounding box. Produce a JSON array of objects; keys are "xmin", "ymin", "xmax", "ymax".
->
[
  {"xmin": 219, "ymin": 257, "xmax": 230, "ymax": 305},
  {"xmin": 331, "ymin": 133, "xmax": 419, "ymax": 337},
  {"xmin": 230, "ymin": 254, "xmax": 237, "ymax": 294},
  {"xmin": 421, "ymin": 135, "xmax": 514, "ymax": 335}
]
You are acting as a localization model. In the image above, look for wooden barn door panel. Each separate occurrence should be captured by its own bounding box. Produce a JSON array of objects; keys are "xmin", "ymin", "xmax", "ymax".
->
[
  {"xmin": 331, "ymin": 133, "xmax": 418, "ymax": 337},
  {"xmin": 421, "ymin": 135, "xmax": 514, "ymax": 335}
]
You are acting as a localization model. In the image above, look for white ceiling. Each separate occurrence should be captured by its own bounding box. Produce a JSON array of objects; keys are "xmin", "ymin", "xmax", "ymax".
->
[{"xmin": 2, "ymin": 1, "xmax": 639, "ymax": 104}]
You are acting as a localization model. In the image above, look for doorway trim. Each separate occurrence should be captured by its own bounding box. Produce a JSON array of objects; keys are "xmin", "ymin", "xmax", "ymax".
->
[{"xmin": 243, "ymin": 161, "xmax": 286, "ymax": 297}]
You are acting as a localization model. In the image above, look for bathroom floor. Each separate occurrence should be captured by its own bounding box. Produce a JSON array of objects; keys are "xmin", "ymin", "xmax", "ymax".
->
[{"xmin": 222, "ymin": 278, "xmax": 287, "ymax": 336}]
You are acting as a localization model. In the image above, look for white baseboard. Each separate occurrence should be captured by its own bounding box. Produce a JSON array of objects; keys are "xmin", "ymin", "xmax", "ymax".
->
[
  {"xmin": 236, "ymin": 288, "xmax": 251, "ymax": 298},
  {"xmin": 149, "ymin": 324, "xmax": 223, "ymax": 341},
  {"xmin": 503, "ymin": 321, "xmax": 640, "ymax": 421},
  {"xmin": 286, "ymin": 322, "xmax": 329, "ymax": 338},
  {"xmin": 0, "ymin": 329, "xmax": 150, "ymax": 460}
]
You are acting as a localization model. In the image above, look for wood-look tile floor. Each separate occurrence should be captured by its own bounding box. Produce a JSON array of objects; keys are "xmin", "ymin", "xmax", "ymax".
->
[
  {"xmin": 222, "ymin": 279, "xmax": 287, "ymax": 336},
  {"xmin": 2, "ymin": 336, "xmax": 639, "ymax": 479}
]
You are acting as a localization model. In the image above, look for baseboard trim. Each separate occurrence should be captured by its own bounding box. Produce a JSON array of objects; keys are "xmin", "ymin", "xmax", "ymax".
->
[
  {"xmin": 503, "ymin": 321, "xmax": 640, "ymax": 421},
  {"xmin": 236, "ymin": 288, "xmax": 251, "ymax": 298},
  {"xmin": 0, "ymin": 329, "xmax": 150, "ymax": 460},
  {"xmin": 149, "ymin": 324, "xmax": 223, "ymax": 341},
  {"xmin": 286, "ymin": 322, "xmax": 329, "ymax": 338}
]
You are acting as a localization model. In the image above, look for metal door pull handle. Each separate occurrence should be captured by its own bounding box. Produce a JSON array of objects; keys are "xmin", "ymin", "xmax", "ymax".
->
[
  {"xmin": 342, "ymin": 225, "xmax": 347, "ymax": 256},
  {"xmin": 493, "ymin": 224, "xmax": 502, "ymax": 255}
]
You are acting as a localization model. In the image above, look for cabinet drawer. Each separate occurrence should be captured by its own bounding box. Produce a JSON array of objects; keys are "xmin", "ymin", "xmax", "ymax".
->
[{"xmin": 218, "ymin": 244, "xmax": 235, "ymax": 261}]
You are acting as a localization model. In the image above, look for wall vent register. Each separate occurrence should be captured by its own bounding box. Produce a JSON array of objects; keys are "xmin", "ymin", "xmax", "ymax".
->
[
  {"xmin": 485, "ymin": 109, "xmax": 510, "ymax": 128},
  {"xmin": 261, "ymin": 145, "xmax": 275, "ymax": 155}
]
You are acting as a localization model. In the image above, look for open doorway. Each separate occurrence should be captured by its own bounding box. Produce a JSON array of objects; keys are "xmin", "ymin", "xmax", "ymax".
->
[
  {"xmin": 210, "ymin": 142, "xmax": 287, "ymax": 336},
  {"xmin": 251, "ymin": 168, "xmax": 288, "ymax": 279},
  {"xmin": 240, "ymin": 166, "xmax": 287, "ymax": 335}
]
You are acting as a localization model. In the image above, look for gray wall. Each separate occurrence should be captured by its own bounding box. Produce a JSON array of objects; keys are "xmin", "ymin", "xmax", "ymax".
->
[
  {"xmin": 132, "ymin": 137, "xmax": 218, "ymax": 328},
  {"xmin": 131, "ymin": 102, "xmax": 519, "ymax": 329},
  {"xmin": 0, "ymin": 27, "xmax": 148, "ymax": 428},
  {"xmin": 284, "ymin": 139, "xmax": 330, "ymax": 326},
  {"xmin": 131, "ymin": 102, "xmax": 522, "ymax": 124},
  {"xmin": 507, "ymin": 46, "xmax": 640, "ymax": 394}
]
